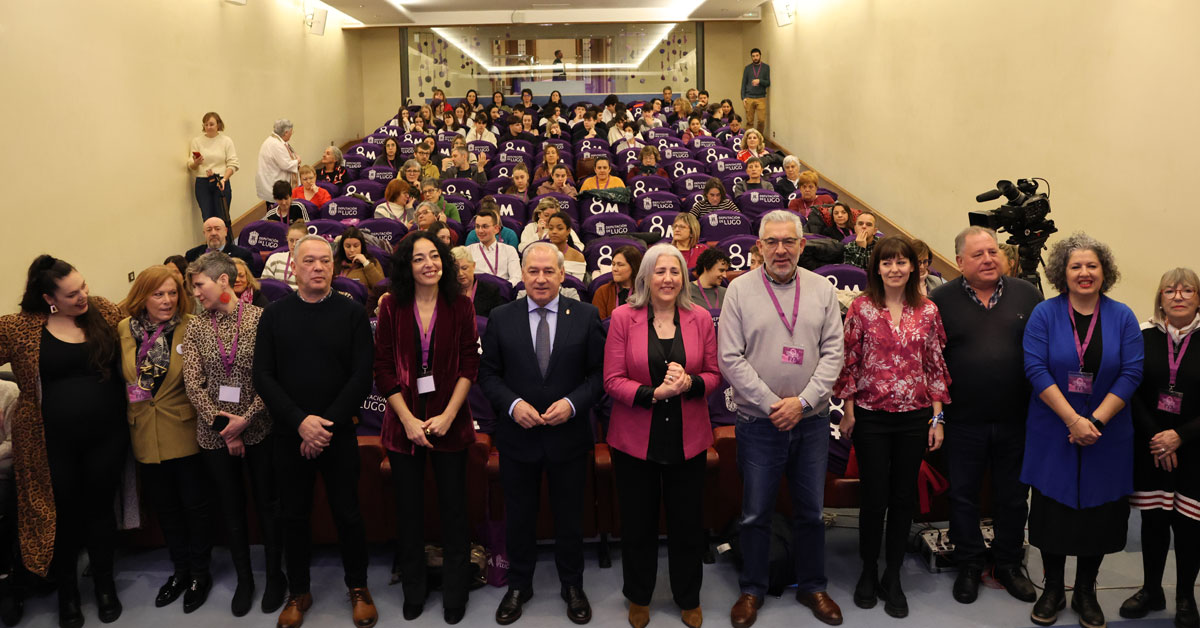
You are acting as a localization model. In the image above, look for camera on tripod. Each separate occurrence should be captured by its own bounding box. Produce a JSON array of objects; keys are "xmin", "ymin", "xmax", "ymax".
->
[{"xmin": 968, "ymin": 178, "xmax": 1057, "ymax": 292}]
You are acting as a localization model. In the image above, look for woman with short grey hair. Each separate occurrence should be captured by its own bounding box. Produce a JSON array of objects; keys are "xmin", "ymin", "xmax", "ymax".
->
[{"xmin": 255, "ymin": 118, "xmax": 299, "ymax": 202}]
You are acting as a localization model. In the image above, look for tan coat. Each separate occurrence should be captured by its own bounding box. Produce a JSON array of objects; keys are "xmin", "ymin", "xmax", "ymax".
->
[{"xmin": 118, "ymin": 316, "xmax": 200, "ymax": 465}]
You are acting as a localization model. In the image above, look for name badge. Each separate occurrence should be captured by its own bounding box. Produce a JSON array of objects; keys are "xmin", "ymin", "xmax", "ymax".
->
[
  {"xmin": 781, "ymin": 346, "xmax": 804, "ymax": 365},
  {"xmin": 219, "ymin": 385, "xmax": 242, "ymax": 404},
  {"xmin": 126, "ymin": 384, "xmax": 151, "ymax": 403},
  {"xmin": 1066, "ymin": 371, "xmax": 1094, "ymax": 395},
  {"xmin": 417, "ymin": 375, "xmax": 436, "ymax": 395},
  {"xmin": 1158, "ymin": 390, "xmax": 1184, "ymax": 414}
]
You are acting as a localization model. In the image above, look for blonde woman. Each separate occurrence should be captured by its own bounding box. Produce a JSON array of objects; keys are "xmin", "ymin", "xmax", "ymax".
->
[{"xmin": 671, "ymin": 213, "xmax": 708, "ymax": 271}]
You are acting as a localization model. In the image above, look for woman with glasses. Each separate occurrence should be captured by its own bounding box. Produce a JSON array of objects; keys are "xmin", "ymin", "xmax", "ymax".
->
[
  {"xmin": 910, "ymin": 239, "xmax": 945, "ymax": 296},
  {"xmin": 1121, "ymin": 269, "xmax": 1200, "ymax": 628}
]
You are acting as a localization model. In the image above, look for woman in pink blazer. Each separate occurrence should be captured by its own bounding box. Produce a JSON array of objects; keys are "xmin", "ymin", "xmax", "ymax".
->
[{"xmin": 603, "ymin": 243, "xmax": 721, "ymax": 628}]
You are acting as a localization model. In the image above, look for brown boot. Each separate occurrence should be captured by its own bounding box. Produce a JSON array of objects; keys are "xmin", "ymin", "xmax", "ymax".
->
[
  {"xmin": 681, "ymin": 605, "xmax": 703, "ymax": 628},
  {"xmin": 730, "ymin": 594, "xmax": 762, "ymax": 628},
  {"xmin": 628, "ymin": 602, "xmax": 650, "ymax": 628},
  {"xmin": 349, "ymin": 587, "xmax": 378, "ymax": 628},
  {"xmin": 276, "ymin": 593, "xmax": 313, "ymax": 628}
]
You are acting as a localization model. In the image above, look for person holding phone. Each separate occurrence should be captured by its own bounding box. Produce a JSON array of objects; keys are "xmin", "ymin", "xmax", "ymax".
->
[
  {"xmin": 187, "ymin": 112, "xmax": 239, "ymax": 227},
  {"xmin": 182, "ymin": 252, "xmax": 286, "ymax": 617}
]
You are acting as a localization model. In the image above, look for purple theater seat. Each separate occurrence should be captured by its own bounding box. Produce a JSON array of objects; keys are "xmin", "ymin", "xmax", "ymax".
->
[
  {"xmin": 638, "ymin": 210, "xmax": 681, "ymax": 241},
  {"xmin": 580, "ymin": 213, "xmax": 638, "ymax": 244},
  {"xmin": 579, "ymin": 194, "xmax": 630, "ymax": 218},
  {"xmin": 375, "ymin": 125, "xmax": 400, "ymax": 137},
  {"xmin": 632, "ymin": 191, "xmax": 682, "ymax": 221},
  {"xmin": 644, "ymin": 127, "xmax": 675, "ymax": 141},
  {"xmin": 332, "ymin": 276, "xmax": 368, "ymax": 304},
  {"xmin": 712, "ymin": 158, "xmax": 746, "ymax": 176},
  {"xmin": 292, "ymin": 198, "xmax": 321, "ymax": 221},
  {"xmin": 468, "ymin": 315, "xmax": 497, "ymax": 434},
  {"xmin": 258, "ymin": 278, "xmax": 292, "ymax": 303},
  {"xmin": 734, "ymin": 188, "xmax": 783, "ymax": 218},
  {"xmin": 350, "ymin": 143, "xmax": 380, "ymax": 162},
  {"xmin": 358, "ymin": 381, "xmax": 385, "ymax": 437},
  {"xmin": 628, "ymin": 175, "xmax": 671, "ymax": 198},
  {"xmin": 482, "ymin": 176, "xmax": 510, "ymax": 198},
  {"xmin": 440, "ymin": 178, "xmax": 481, "ymax": 202},
  {"xmin": 690, "ymin": 136, "xmax": 719, "ymax": 150},
  {"xmin": 305, "ymin": 219, "xmax": 347, "ymax": 242},
  {"xmin": 575, "ymin": 148, "xmax": 614, "ymax": 165},
  {"xmin": 659, "ymin": 145, "xmax": 694, "ymax": 162},
  {"xmin": 397, "ymin": 141, "xmax": 417, "ymax": 161},
  {"xmin": 528, "ymin": 193, "xmax": 579, "ymax": 224},
  {"xmin": 467, "ymin": 141, "xmax": 497, "ymax": 162},
  {"xmin": 360, "ymin": 166, "xmax": 397, "ymax": 184},
  {"xmin": 500, "ymin": 217, "xmax": 522, "ymax": 236},
  {"xmin": 814, "ymin": 264, "xmax": 869, "ymax": 291},
  {"xmin": 490, "ymin": 194, "xmax": 531, "ymax": 224},
  {"xmin": 724, "ymin": 133, "xmax": 745, "ymax": 151},
  {"xmin": 653, "ymin": 136, "xmax": 687, "ymax": 152},
  {"xmin": 662, "ymin": 158, "xmax": 706, "ymax": 181},
  {"xmin": 679, "ymin": 191, "xmax": 704, "ymax": 210},
  {"xmin": 446, "ymin": 219, "xmax": 466, "ymax": 243},
  {"xmin": 720, "ymin": 174, "xmax": 747, "ymax": 194},
  {"xmin": 357, "ymin": 218, "xmax": 409, "ymax": 250},
  {"xmin": 366, "ymin": 245, "xmax": 390, "ymax": 264},
  {"xmin": 699, "ymin": 210, "xmax": 753, "ymax": 241},
  {"xmin": 401, "ymin": 131, "xmax": 425, "ymax": 145},
  {"xmin": 672, "ymin": 173, "xmax": 712, "ymax": 197},
  {"xmin": 589, "ymin": 272, "xmax": 612, "ymax": 304},
  {"xmin": 435, "ymin": 141, "xmax": 453, "ymax": 162},
  {"xmin": 442, "ymin": 195, "xmax": 475, "ymax": 223},
  {"xmin": 574, "ymin": 137, "xmax": 611, "ymax": 153},
  {"xmin": 437, "ymin": 130, "xmax": 460, "ymax": 144},
  {"xmin": 237, "ymin": 220, "xmax": 288, "ymax": 254},
  {"xmin": 485, "ymin": 163, "xmax": 518, "ymax": 181},
  {"xmin": 500, "ymin": 138, "xmax": 533, "ymax": 154},
  {"xmin": 584, "ymin": 236, "xmax": 646, "ymax": 276},
  {"xmin": 543, "ymin": 138, "xmax": 570, "ymax": 154},
  {"xmin": 474, "ymin": 273, "xmax": 514, "ymax": 302},
  {"xmin": 618, "ymin": 148, "xmax": 639, "ymax": 167},
  {"xmin": 716, "ymin": 235, "xmax": 760, "ymax": 271},
  {"xmin": 364, "ymin": 133, "xmax": 390, "ymax": 146},
  {"xmin": 342, "ymin": 153, "xmax": 370, "ymax": 181},
  {"xmin": 315, "ymin": 180, "xmax": 340, "ymax": 198},
  {"xmin": 495, "ymin": 150, "xmax": 532, "ymax": 169},
  {"xmin": 695, "ymin": 145, "xmax": 737, "ymax": 164},
  {"xmin": 343, "ymin": 180, "xmax": 386, "ymax": 204},
  {"xmin": 817, "ymin": 187, "xmax": 839, "ymax": 201}
]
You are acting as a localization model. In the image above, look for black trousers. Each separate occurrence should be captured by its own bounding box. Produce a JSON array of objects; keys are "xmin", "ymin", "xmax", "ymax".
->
[
  {"xmin": 1138, "ymin": 507, "xmax": 1200, "ymax": 599},
  {"xmin": 202, "ymin": 438, "xmax": 281, "ymax": 579},
  {"xmin": 140, "ymin": 454, "xmax": 213, "ymax": 577},
  {"xmin": 853, "ymin": 408, "xmax": 928, "ymax": 573},
  {"xmin": 275, "ymin": 429, "xmax": 369, "ymax": 593},
  {"xmin": 499, "ymin": 452, "xmax": 586, "ymax": 591},
  {"xmin": 44, "ymin": 417, "xmax": 128, "ymax": 587},
  {"xmin": 612, "ymin": 449, "xmax": 706, "ymax": 609},
  {"xmin": 944, "ymin": 420, "xmax": 1029, "ymax": 567},
  {"xmin": 388, "ymin": 448, "xmax": 470, "ymax": 609}
]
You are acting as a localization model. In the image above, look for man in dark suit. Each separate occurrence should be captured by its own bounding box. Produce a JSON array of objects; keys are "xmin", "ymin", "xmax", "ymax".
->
[
  {"xmin": 185, "ymin": 216, "xmax": 256, "ymax": 267},
  {"xmin": 479, "ymin": 242, "xmax": 606, "ymax": 626}
]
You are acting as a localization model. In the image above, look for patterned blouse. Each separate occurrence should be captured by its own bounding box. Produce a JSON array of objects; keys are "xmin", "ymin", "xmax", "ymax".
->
[
  {"xmin": 181, "ymin": 302, "xmax": 271, "ymax": 450},
  {"xmin": 834, "ymin": 295, "xmax": 952, "ymax": 413},
  {"xmin": 316, "ymin": 164, "xmax": 347, "ymax": 186}
]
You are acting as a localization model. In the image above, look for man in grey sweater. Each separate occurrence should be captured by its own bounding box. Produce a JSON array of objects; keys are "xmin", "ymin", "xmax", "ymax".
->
[{"xmin": 719, "ymin": 210, "xmax": 845, "ymax": 628}]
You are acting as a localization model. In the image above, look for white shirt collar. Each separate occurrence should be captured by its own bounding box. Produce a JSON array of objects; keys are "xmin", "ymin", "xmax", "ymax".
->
[{"xmin": 528, "ymin": 295, "xmax": 560, "ymax": 314}]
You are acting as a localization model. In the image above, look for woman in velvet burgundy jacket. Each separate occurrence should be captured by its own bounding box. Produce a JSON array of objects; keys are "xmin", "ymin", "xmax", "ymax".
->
[
  {"xmin": 602, "ymin": 243, "xmax": 720, "ymax": 628},
  {"xmin": 373, "ymin": 231, "xmax": 479, "ymax": 624}
]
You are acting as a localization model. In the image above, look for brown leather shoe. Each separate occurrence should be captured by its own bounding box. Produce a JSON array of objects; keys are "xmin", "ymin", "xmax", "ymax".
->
[
  {"xmin": 681, "ymin": 605, "xmax": 703, "ymax": 628},
  {"xmin": 276, "ymin": 593, "xmax": 313, "ymax": 628},
  {"xmin": 730, "ymin": 594, "xmax": 763, "ymax": 628},
  {"xmin": 628, "ymin": 602, "xmax": 650, "ymax": 628},
  {"xmin": 796, "ymin": 591, "xmax": 843, "ymax": 626},
  {"xmin": 349, "ymin": 587, "xmax": 378, "ymax": 628}
]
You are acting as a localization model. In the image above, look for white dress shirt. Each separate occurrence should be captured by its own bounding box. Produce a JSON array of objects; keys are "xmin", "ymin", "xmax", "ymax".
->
[
  {"xmin": 469, "ymin": 239, "xmax": 522, "ymax": 285},
  {"xmin": 508, "ymin": 295, "xmax": 576, "ymax": 417},
  {"xmin": 255, "ymin": 133, "xmax": 299, "ymax": 202}
]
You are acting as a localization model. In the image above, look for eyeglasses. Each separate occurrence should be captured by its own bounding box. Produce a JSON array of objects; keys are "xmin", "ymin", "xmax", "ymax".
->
[
  {"xmin": 761, "ymin": 238, "xmax": 800, "ymax": 250},
  {"xmin": 1163, "ymin": 288, "xmax": 1197, "ymax": 299}
]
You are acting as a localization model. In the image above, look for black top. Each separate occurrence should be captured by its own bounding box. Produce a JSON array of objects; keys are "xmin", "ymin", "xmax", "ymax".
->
[
  {"xmin": 472, "ymin": 279, "xmax": 505, "ymax": 318},
  {"xmin": 616, "ymin": 287, "xmax": 629, "ymax": 308},
  {"xmin": 930, "ymin": 276, "xmax": 1042, "ymax": 424},
  {"xmin": 1132, "ymin": 327, "xmax": 1200, "ymax": 443},
  {"xmin": 252, "ymin": 292, "xmax": 374, "ymax": 433},
  {"xmin": 1072, "ymin": 308, "xmax": 1103, "ymax": 375},
  {"xmin": 821, "ymin": 223, "xmax": 854, "ymax": 241},
  {"xmin": 630, "ymin": 309, "xmax": 706, "ymax": 464},
  {"xmin": 39, "ymin": 328, "xmax": 124, "ymax": 430}
]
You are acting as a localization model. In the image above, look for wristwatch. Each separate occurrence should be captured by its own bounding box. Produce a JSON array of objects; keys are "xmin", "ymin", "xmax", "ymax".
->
[{"xmin": 1089, "ymin": 416, "xmax": 1106, "ymax": 432}]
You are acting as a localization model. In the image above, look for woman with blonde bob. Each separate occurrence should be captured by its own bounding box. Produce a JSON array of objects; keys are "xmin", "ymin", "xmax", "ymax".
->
[
  {"xmin": 671, "ymin": 213, "xmax": 708, "ymax": 271},
  {"xmin": 118, "ymin": 267, "xmax": 214, "ymax": 612},
  {"xmin": 1121, "ymin": 267, "xmax": 1200, "ymax": 627},
  {"xmin": 603, "ymin": 244, "xmax": 720, "ymax": 628}
]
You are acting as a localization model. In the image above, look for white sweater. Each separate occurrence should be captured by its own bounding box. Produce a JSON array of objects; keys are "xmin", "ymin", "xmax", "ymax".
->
[{"xmin": 188, "ymin": 133, "xmax": 240, "ymax": 178}]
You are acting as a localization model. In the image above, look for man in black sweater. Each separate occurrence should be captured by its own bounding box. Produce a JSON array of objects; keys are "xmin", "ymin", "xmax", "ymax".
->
[
  {"xmin": 930, "ymin": 226, "xmax": 1042, "ymax": 606},
  {"xmin": 185, "ymin": 216, "xmax": 256, "ymax": 267},
  {"xmin": 253, "ymin": 234, "xmax": 378, "ymax": 628}
]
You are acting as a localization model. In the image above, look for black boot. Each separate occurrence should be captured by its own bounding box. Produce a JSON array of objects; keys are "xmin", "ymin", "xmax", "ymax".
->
[
  {"xmin": 93, "ymin": 573, "xmax": 122, "ymax": 624},
  {"xmin": 57, "ymin": 583, "xmax": 83, "ymax": 628},
  {"xmin": 1070, "ymin": 582, "xmax": 1105, "ymax": 628},
  {"xmin": 953, "ymin": 564, "xmax": 983, "ymax": 604},
  {"xmin": 231, "ymin": 574, "xmax": 255, "ymax": 617},
  {"xmin": 1120, "ymin": 587, "xmax": 1166, "ymax": 619},
  {"xmin": 878, "ymin": 569, "xmax": 907, "ymax": 618},
  {"xmin": 1031, "ymin": 579, "xmax": 1065, "ymax": 626},
  {"xmin": 1177, "ymin": 596, "xmax": 1200, "ymax": 628},
  {"xmin": 261, "ymin": 547, "xmax": 287, "ymax": 613},
  {"xmin": 853, "ymin": 564, "xmax": 877, "ymax": 609},
  {"xmin": 0, "ymin": 575, "xmax": 23, "ymax": 627}
]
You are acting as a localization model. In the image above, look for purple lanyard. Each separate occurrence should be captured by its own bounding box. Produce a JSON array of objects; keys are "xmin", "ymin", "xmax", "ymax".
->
[
  {"xmin": 481, "ymin": 243, "xmax": 500, "ymax": 275},
  {"xmin": 751, "ymin": 64, "xmax": 761, "ymax": 79},
  {"xmin": 283, "ymin": 252, "xmax": 293, "ymax": 282},
  {"xmin": 136, "ymin": 324, "xmax": 167, "ymax": 366},
  {"xmin": 211, "ymin": 302, "xmax": 243, "ymax": 377},
  {"xmin": 1067, "ymin": 299, "xmax": 1100, "ymax": 370},
  {"xmin": 1168, "ymin": 331, "xmax": 1193, "ymax": 390},
  {"xmin": 414, "ymin": 300, "xmax": 438, "ymax": 369},
  {"xmin": 697, "ymin": 283, "xmax": 715, "ymax": 310},
  {"xmin": 761, "ymin": 270, "xmax": 801, "ymax": 336}
]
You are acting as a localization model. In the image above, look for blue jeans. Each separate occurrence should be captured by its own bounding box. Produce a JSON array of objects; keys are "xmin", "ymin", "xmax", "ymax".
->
[
  {"xmin": 736, "ymin": 411, "xmax": 829, "ymax": 596},
  {"xmin": 194, "ymin": 176, "xmax": 232, "ymax": 227}
]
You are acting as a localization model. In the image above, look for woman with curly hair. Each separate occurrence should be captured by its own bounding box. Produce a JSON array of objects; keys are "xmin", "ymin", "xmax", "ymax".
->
[{"xmin": 1022, "ymin": 232, "xmax": 1144, "ymax": 628}]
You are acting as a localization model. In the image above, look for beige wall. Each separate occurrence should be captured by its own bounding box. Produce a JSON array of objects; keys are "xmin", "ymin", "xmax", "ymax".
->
[
  {"xmin": 735, "ymin": 1, "xmax": 1200, "ymax": 317},
  {"xmin": 361, "ymin": 28, "xmax": 405, "ymax": 129},
  {"xmin": 702, "ymin": 21, "xmax": 746, "ymax": 118},
  {"xmin": 2, "ymin": 0, "xmax": 363, "ymax": 307}
]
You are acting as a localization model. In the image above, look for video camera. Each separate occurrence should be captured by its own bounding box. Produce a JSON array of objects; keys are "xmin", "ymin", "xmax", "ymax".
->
[{"xmin": 969, "ymin": 178, "xmax": 1056, "ymax": 292}]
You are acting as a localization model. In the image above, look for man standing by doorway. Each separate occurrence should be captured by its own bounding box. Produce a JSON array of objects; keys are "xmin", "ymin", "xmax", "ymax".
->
[
  {"xmin": 553, "ymin": 49, "xmax": 567, "ymax": 81},
  {"xmin": 740, "ymin": 48, "xmax": 770, "ymax": 135}
]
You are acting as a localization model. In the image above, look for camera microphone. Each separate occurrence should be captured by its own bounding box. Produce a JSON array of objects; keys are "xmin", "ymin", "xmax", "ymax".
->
[{"xmin": 975, "ymin": 188, "xmax": 1003, "ymax": 203}]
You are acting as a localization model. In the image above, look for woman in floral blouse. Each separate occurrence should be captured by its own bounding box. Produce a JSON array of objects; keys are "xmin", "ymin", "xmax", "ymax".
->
[
  {"xmin": 835, "ymin": 235, "xmax": 951, "ymax": 620},
  {"xmin": 182, "ymin": 252, "xmax": 286, "ymax": 617}
]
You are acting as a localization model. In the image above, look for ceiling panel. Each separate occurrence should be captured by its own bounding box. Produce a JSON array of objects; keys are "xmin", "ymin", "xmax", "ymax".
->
[{"xmin": 324, "ymin": 0, "xmax": 763, "ymax": 25}]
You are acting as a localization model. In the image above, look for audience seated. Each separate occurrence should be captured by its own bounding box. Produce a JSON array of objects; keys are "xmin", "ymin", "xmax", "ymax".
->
[
  {"xmin": 628, "ymin": 146, "xmax": 670, "ymax": 179},
  {"xmin": 688, "ymin": 248, "xmax": 731, "ymax": 311},
  {"xmin": 231, "ymin": 258, "xmax": 271, "ymax": 307},
  {"xmin": 503, "ymin": 164, "xmax": 534, "ymax": 202},
  {"xmin": 579, "ymin": 156, "xmax": 625, "ymax": 192},
  {"xmin": 375, "ymin": 179, "xmax": 415, "ymax": 222},
  {"xmin": 316, "ymin": 146, "xmax": 347, "ymax": 186},
  {"xmin": 374, "ymin": 137, "xmax": 403, "ymax": 171},
  {"xmin": 463, "ymin": 198, "xmax": 519, "ymax": 248},
  {"xmin": 536, "ymin": 164, "xmax": 579, "ymax": 199},
  {"xmin": 418, "ymin": 178, "xmax": 459, "ymax": 222},
  {"xmin": 571, "ymin": 111, "xmax": 606, "ymax": 143},
  {"xmin": 440, "ymin": 146, "xmax": 487, "ymax": 185},
  {"xmin": 415, "ymin": 143, "xmax": 441, "ymax": 181},
  {"xmin": 773, "ymin": 155, "xmax": 804, "ymax": 197},
  {"xmin": 788, "ymin": 170, "xmax": 835, "ymax": 226},
  {"xmin": 334, "ymin": 226, "xmax": 385, "ymax": 287},
  {"xmin": 736, "ymin": 129, "xmax": 769, "ymax": 162},
  {"xmin": 842, "ymin": 212, "xmax": 880, "ymax": 269},
  {"xmin": 185, "ymin": 217, "xmax": 255, "ymax": 266},
  {"xmin": 262, "ymin": 221, "xmax": 306, "ymax": 289},
  {"xmin": 466, "ymin": 208, "xmax": 521, "ymax": 285},
  {"xmin": 732, "ymin": 157, "xmax": 772, "ymax": 196},
  {"xmin": 542, "ymin": 211, "xmax": 588, "ymax": 283},
  {"xmin": 520, "ymin": 198, "xmax": 583, "ymax": 253},
  {"xmin": 292, "ymin": 165, "xmax": 332, "ymax": 208},
  {"xmin": 688, "ymin": 178, "xmax": 739, "ymax": 218},
  {"xmin": 671, "ymin": 212, "xmax": 708, "ymax": 270},
  {"xmin": 266, "ymin": 180, "xmax": 310, "ymax": 222},
  {"xmin": 819, "ymin": 202, "xmax": 858, "ymax": 241},
  {"xmin": 681, "ymin": 114, "xmax": 710, "ymax": 145},
  {"xmin": 465, "ymin": 113, "xmax": 498, "ymax": 146}
]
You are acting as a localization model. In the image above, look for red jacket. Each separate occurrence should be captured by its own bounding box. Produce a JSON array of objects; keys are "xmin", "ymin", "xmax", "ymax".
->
[
  {"xmin": 293, "ymin": 185, "xmax": 332, "ymax": 208},
  {"xmin": 373, "ymin": 292, "xmax": 479, "ymax": 454},
  {"xmin": 603, "ymin": 303, "xmax": 720, "ymax": 461}
]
